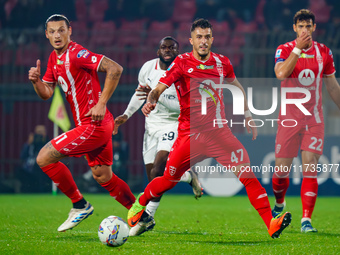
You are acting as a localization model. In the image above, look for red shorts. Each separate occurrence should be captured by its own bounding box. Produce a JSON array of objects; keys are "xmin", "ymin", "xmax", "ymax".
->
[
  {"xmin": 51, "ymin": 121, "xmax": 114, "ymax": 167},
  {"xmin": 275, "ymin": 123, "xmax": 324, "ymax": 158},
  {"xmin": 164, "ymin": 127, "xmax": 250, "ymax": 181}
]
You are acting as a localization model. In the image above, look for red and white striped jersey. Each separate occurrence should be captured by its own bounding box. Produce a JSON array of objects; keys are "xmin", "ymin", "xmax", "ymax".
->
[
  {"xmin": 43, "ymin": 41, "xmax": 112, "ymax": 127},
  {"xmin": 159, "ymin": 51, "xmax": 236, "ymax": 135},
  {"xmin": 275, "ymin": 40, "xmax": 336, "ymax": 125}
]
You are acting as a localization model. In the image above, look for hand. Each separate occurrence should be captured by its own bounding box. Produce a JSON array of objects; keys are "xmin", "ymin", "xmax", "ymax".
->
[
  {"xmin": 296, "ymin": 31, "xmax": 312, "ymax": 50},
  {"xmin": 245, "ymin": 117, "xmax": 257, "ymax": 140},
  {"xmin": 28, "ymin": 59, "xmax": 41, "ymax": 83},
  {"xmin": 85, "ymin": 102, "xmax": 106, "ymax": 121},
  {"xmin": 113, "ymin": 114, "xmax": 128, "ymax": 135},
  {"xmin": 142, "ymin": 102, "xmax": 156, "ymax": 117},
  {"xmin": 136, "ymin": 85, "xmax": 151, "ymax": 100}
]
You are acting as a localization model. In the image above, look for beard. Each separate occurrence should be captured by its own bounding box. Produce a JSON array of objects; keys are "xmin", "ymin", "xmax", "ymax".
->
[{"xmin": 159, "ymin": 55, "xmax": 175, "ymax": 65}]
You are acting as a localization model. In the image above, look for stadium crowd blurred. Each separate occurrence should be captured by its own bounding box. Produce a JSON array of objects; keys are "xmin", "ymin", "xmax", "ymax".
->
[{"xmin": 1, "ymin": 0, "xmax": 340, "ymax": 33}]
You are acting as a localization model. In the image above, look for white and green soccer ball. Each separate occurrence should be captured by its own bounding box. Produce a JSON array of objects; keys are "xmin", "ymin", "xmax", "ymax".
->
[{"xmin": 98, "ymin": 216, "xmax": 129, "ymax": 247}]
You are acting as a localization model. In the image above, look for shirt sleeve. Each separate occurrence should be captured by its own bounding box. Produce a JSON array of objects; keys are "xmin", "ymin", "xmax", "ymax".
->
[
  {"xmin": 224, "ymin": 58, "xmax": 236, "ymax": 83},
  {"xmin": 323, "ymin": 47, "xmax": 336, "ymax": 76},
  {"xmin": 138, "ymin": 62, "xmax": 148, "ymax": 87},
  {"xmin": 159, "ymin": 56, "xmax": 183, "ymax": 87},
  {"xmin": 275, "ymin": 45, "xmax": 290, "ymax": 64},
  {"xmin": 42, "ymin": 54, "xmax": 56, "ymax": 83},
  {"xmin": 73, "ymin": 48, "xmax": 104, "ymax": 72}
]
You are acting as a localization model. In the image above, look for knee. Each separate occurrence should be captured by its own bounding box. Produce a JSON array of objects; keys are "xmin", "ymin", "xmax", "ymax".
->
[{"xmin": 92, "ymin": 166, "xmax": 112, "ymax": 183}]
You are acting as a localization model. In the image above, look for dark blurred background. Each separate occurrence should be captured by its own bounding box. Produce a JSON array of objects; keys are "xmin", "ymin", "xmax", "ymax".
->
[{"xmin": 1, "ymin": 0, "xmax": 340, "ymax": 194}]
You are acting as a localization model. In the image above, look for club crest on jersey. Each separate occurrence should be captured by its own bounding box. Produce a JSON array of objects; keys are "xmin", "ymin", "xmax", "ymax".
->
[
  {"xmin": 196, "ymin": 64, "xmax": 214, "ymax": 70},
  {"xmin": 57, "ymin": 59, "xmax": 64, "ymax": 65},
  {"xmin": 167, "ymin": 62, "xmax": 175, "ymax": 71},
  {"xmin": 169, "ymin": 166, "xmax": 176, "ymax": 176},
  {"xmin": 275, "ymin": 49, "xmax": 282, "ymax": 58},
  {"xmin": 77, "ymin": 49, "xmax": 87, "ymax": 58},
  {"xmin": 317, "ymin": 55, "xmax": 323, "ymax": 64}
]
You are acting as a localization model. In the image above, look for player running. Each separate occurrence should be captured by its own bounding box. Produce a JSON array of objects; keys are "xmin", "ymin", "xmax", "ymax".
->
[
  {"xmin": 114, "ymin": 36, "xmax": 202, "ymax": 236},
  {"xmin": 28, "ymin": 14, "xmax": 135, "ymax": 232},
  {"xmin": 271, "ymin": 9, "xmax": 340, "ymax": 233},
  {"xmin": 127, "ymin": 18, "xmax": 292, "ymax": 239}
]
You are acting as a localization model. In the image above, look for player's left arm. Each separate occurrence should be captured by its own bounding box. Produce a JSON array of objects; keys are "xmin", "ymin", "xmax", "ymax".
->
[
  {"xmin": 230, "ymin": 78, "xmax": 257, "ymax": 140},
  {"xmin": 324, "ymin": 74, "xmax": 340, "ymax": 109},
  {"xmin": 85, "ymin": 56, "xmax": 123, "ymax": 121}
]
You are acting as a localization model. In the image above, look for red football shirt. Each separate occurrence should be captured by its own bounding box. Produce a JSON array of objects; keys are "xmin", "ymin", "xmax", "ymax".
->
[
  {"xmin": 43, "ymin": 41, "xmax": 113, "ymax": 127},
  {"xmin": 275, "ymin": 40, "xmax": 335, "ymax": 125},
  {"xmin": 159, "ymin": 51, "xmax": 236, "ymax": 135}
]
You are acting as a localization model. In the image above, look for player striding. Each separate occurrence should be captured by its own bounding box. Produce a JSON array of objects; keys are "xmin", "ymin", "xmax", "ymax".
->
[
  {"xmin": 28, "ymin": 14, "xmax": 136, "ymax": 232},
  {"xmin": 271, "ymin": 9, "xmax": 340, "ymax": 233},
  {"xmin": 127, "ymin": 18, "xmax": 292, "ymax": 239},
  {"xmin": 114, "ymin": 36, "xmax": 202, "ymax": 236}
]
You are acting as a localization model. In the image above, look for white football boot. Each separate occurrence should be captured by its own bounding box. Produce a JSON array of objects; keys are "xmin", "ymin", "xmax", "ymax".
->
[{"xmin": 57, "ymin": 201, "xmax": 94, "ymax": 232}]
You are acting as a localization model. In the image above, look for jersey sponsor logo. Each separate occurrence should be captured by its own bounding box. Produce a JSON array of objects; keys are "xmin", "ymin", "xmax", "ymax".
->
[
  {"xmin": 77, "ymin": 49, "xmax": 87, "ymax": 58},
  {"xmin": 300, "ymin": 53, "xmax": 314, "ymax": 59},
  {"xmin": 298, "ymin": 69, "xmax": 315, "ymax": 86},
  {"xmin": 83, "ymin": 51, "xmax": 90, "ymax": 58},
  {"xmin": 275, "ymin": 49, "xmax": 282, "ymax": 58},
  {"xmin": 58, "ymin": 76, "xmax": 68, "ymax": 92},
  {"xmin": 187, "ymin": 68, "xmax": 194, "ymax": 73},
  {"xmin": 196, "ymin": 64, "xmax": 214, "ymax": 70},
  {"xmin": 57, "ymin": 59, "xmax": 64, "ymax": 65},
  {"xmin": 167, "ymin": 62, "xmax": 174, "ymax": 71},
  {"xmin": 276, "ymin": 58, "xmax": 285, "ymax": 63},
  {"xmin": 162, "ymin": 94, "xmax": 176, "ymax": 100},
  {"xmin": 91, "ymin": 55, "xmax": 97, "ymax": 63}
]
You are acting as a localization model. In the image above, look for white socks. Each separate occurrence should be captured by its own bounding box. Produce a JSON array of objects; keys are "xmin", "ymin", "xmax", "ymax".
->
[{"xmin": 145, "ymin": 201, "xmax": 160, "ymax": 217}]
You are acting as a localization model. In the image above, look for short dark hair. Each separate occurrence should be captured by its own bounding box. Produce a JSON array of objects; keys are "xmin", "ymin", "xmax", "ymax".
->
[
  {"xmin": 45, "ymin": 14, "xmax": 70, "ymax": 29},
  {"xmin": 159, "ymin": 36, "xmax": 180, "ymax": 49},
  {"xmin": 190, "ymin": 18, "xmax": 213, "ymax": 33},
  {"xmin": 294, "ymin": 9, "xmax": 315, "ymax": 24}
]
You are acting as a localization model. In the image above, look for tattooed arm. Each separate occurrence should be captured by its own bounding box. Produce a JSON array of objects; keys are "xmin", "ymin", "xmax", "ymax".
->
[
  {"xmin": 141, "ymin": 82, "xmax": 168, "ymax": 117},
  {"xmin": 85, "ymin": 56, "xmax": 123, "ymax": 121}
]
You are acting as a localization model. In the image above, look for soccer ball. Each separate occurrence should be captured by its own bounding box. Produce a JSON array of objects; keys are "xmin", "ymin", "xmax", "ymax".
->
[{"xmin": 98, "ymin": 215, "xmax": 129, "ymax": 247}]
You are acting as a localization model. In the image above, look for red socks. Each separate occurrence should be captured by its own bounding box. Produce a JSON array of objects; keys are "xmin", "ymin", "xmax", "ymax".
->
[
  {"xmin": 41, "ymin": 162, "xmax": 83, "ymax": 203},
  {"xmin": 272, "ymin": 171, "xmax": 290, "ymax": 204},
  {"xmin": 238, "ymin": 169, "xmax": 272, "ymax": 229},
  {"xmin": 100, "ymin": 174, "xmax": 136, "ymax": 209},
  {"xmin": 301, "ymin": 177, "xmax": 318, "ymax": 219},
  {"xmin": 139, "ymin": 176, "xmax": 177, "ymax": 206}
]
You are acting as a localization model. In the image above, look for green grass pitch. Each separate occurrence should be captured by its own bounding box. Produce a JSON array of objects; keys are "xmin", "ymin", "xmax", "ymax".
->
[{"xmin": 0, "ymin": 194, "xmax": 339, "ymax": 254}]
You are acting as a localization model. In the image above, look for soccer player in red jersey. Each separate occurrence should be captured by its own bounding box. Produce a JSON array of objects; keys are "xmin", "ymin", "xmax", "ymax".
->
[
  {"xmin": 127, "ymin": 18, "xmax": 292, "ymax": 239},
  {"xmin": 271, "ymin": 9, "xmax": 340, "ymax": 233},
  {"xmin": 28, "ymin": 14, "xmax": 135, "ymax": 232}
]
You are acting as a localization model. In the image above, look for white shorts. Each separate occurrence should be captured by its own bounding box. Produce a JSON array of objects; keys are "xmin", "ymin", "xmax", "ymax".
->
[{"xmin": 143, "ymin": 123, "xmax": 178, "ymax": 164}]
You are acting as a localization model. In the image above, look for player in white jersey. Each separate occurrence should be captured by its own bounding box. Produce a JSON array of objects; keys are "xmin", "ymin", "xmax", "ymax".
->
[{"xmin": 114, "ymin": 37, "xmax": 202, "ymax": 236}]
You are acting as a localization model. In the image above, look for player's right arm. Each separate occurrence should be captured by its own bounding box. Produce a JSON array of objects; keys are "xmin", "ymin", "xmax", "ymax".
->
[
  {"xmin": 113, "ymin": 62, "xmax": 152, "ymax": 134},
  {"xmin": 274, "ymin": 31, "xmax": 311, "ymax": 80},
  {"xmin": 113, "ymin": 87, "xmax": 146, "ymax": 134},
  {"xmin": 28, "ymin": 59, "xmax": 55, "ymax": 100},
  {"xmin": 142, "ymin": 83, "xmax": 168, "ymax": 117}
]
